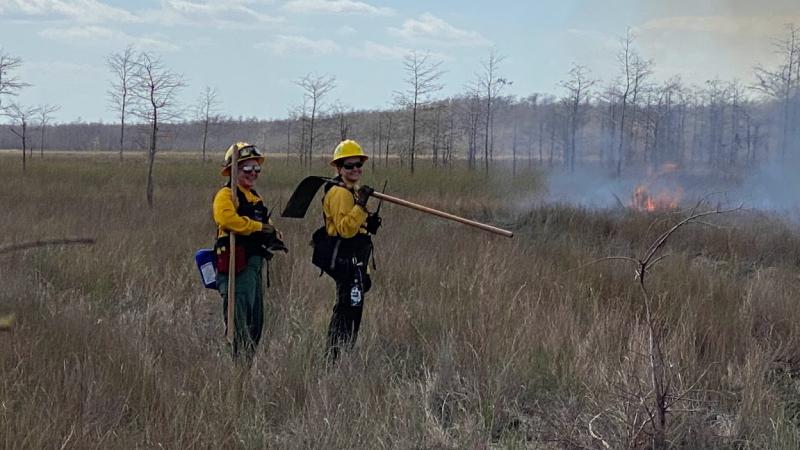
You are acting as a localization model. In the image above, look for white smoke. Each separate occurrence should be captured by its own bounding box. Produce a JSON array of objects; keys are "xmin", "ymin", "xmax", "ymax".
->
[
  {"xmin": 734, "ymin": 161, "xmax": 800, "ymax": 218},
  {"xmin": 540, "ymin": 161, "xmax": 800, "ymax": 221}
]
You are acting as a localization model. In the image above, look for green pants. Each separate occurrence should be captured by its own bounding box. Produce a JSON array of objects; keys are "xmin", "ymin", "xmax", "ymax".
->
[{"xmin": 217, "ymin": 255, "xmax": 264, "ymax": 360}]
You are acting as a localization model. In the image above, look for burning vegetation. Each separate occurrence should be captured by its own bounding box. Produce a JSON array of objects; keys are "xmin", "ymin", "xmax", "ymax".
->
[
  {"xmin": 629, "ymin": 163, "xmax": 685, "ymax": 212},
  {"xmin": 631, "ymin": 184, "xmax": 684, "ymax": 212}
]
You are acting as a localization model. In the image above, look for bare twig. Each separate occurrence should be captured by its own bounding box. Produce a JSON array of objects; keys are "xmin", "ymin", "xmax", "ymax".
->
[
  {"xmin": 589, "ymin": 411, "xmax": 612, "ymax": 449},
  {"xmin": 665, "ymin": 365, "xmax": 714, "ymax": 409},
  {"xmin": 647, "ymin": 254, "xmax": 671, "ymax": 269},
  {"xmin": 577, "ymin": 203, "xmax": 740, "ymax": 449},
  {"xmin": 641, "ymin": 205, "xmax": 742, "ymax": 267}
]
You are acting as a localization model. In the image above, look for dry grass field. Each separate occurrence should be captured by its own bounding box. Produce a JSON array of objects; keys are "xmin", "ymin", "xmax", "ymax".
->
[{"xmin": 3, "ymin": 152, "xmax": 800, "ymax": 449}]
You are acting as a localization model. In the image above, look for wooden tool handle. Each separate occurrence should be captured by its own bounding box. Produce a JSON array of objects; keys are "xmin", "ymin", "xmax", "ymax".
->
[
  {"xmin": 226, "ymin": 151, "xmax": 239, "ymax": 345},
  {"xmin": 371, "ymin": 191, "xmax": 513, "ymax": 238}
]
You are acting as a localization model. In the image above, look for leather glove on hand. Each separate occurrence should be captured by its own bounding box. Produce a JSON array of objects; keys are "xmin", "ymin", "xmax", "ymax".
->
[
  {"xmin": 365, "ymin": 213, "xmax": 382, "ymax": 234},
  {"xmin": 355, "ymin": 185, "xmax": 374, "ymax": 208},
  {"xmin": 258, "ymin": 224, "xmax": 288, "ymax": 254}
]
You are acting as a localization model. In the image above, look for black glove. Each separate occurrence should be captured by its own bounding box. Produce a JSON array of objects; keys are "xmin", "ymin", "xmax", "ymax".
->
[
  {"xmin": 365, "ymin": 213, "xmax": 382, "ymax": 234},
  {"xmin": 257, "ymin": 224, "xmax": 288, "ymax": 256},
  {"xmin": 355, "ymin": 185, "xmax": 374, "ymax": 208}
]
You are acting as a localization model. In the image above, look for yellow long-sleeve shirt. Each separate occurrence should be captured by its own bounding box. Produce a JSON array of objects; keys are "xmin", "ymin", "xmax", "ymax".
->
[
  {"xmin": 212, "ymin": 185, "xmax": 265, "ymax": 238},
  {"xmin": 323, "ymin": 184, "xmax": 368, "ymax": 238}
]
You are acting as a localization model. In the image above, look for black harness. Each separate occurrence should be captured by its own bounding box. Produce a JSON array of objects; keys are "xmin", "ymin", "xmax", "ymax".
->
[
  {"xmin": 216, "ymin": 183, "xmax": 270, "ymax": 259},
  {"xmin": 311, "ymin": 176, "xmax": 372, "ymax": 279}
]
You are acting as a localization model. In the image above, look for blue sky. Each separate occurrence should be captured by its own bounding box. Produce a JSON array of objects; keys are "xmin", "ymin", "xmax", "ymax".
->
[{"xmin": 1, "ymin": 0, "xmax": 798, "ymax": 123}]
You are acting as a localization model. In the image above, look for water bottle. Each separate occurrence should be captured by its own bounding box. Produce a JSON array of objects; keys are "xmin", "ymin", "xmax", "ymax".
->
[{"xmin": 194, "ymin": 248, "xmax": 217, "ymax": 289}]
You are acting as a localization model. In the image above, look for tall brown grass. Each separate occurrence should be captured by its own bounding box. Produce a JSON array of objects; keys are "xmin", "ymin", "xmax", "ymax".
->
[{"xmin": 2, "ymin": 153, "xmax": 800, "ymax": 449}]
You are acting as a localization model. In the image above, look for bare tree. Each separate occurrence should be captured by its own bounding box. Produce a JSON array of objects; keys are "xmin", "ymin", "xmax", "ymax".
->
[
  {"xmin": 196, "ymin": 86, "xmax": 220, "ymax": 162},
  {"xmin": 614, "ymin": 29, "xmax": 653, "ymax": 177},
  {"xmin": 4, "ymin": 102, "xmax": 40, "ymax": 171},
  {"xmin": 330, "ymin": 100, "xmax": 351, "ymax": 141},
  {"xmin": 519, "ymin": 94, "xmax": 540, "ymax": 169},
  {"xmin": 700, "ymin": 78, "xmax": 729, "ymax": 166},
  {"xmin": 295, "ymin": 73, "xmax": 336, "ymax": 165},
  {"xmin": 459, "ymin": 83, "xmax": 483, "ymax": 170},
  {"xmin": 107, "ymin": 45, "xmax": 136, "ymax": 161},
  {"xmin": 477, "ymin": 49, "xmax": 510, "ymax": 174},
  {"xmin": 443, "ymin": 102, "xmax": 457, "ymax": 167},
  {"xmin": 131, "ymin": 52, "xmax": 185, "ymax": 208},
  {"xmin": 0, "ymin": 49, "xmax": 30, "ymax": 112},
  {"xmin": 286, "ymin": 105, "xmax": 306, "ymax": 163},
  {"xmin": 394, "ymin": 51, "xmax": 444, "ymax": 173},
  {"xmin": 382, "ymin": 111, "xmax": 393, "ymax": 167},
  {"xmin": 753, "ymin": 23, "xmax": 800, "ymax": 160},
  {"xmin": 429, "ymin": 101, "xmax": 445, "ymax": 167},
  {"xmin": 728, "ymin": 80, "xmax": 748, "ymax": 165},
  {"xmin": 0, "ymin": 51, "xmax": 30, "ymax": 170},
  {"xmin": 560, "ymin": 64, "xmax": 597, "ymax": 172},
  {"xmin": 37, "ymin": 104, "xmax": 60, "ymax": 157}
]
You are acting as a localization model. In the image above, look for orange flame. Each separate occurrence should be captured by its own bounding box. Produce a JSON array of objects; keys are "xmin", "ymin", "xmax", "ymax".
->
[
  {"xmin": 631, "ymin": 184, "xmax": 683, "ymax": 212},
  {"xmin": 629, "ymin": 162, "xmax": 684, "ymax": 212}
]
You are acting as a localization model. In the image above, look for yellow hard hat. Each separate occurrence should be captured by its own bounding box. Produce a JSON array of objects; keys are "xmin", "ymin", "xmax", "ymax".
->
[
  {"xmin": 221, "ymin": 142, "xmax": 264, "ymax": 176},
  {"xmin": 331, "ymin": 139, "xmax": 368, "ymax": 166}
]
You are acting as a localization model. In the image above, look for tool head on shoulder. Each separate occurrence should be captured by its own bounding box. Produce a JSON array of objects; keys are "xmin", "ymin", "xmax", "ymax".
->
[
  {"xmin": 282, "ymin": 140, "xmax": 369, "ymax": 218},
  {"xmin": 281, "ymin": 175, "xmax": 513, "ymax": 238},
  {"xmin": 281, "ymin": 176, "xmax": 341, "ymax": 218},
  {"xmin": 281, "ymin": 140, "xmax": 511, "ymax": 237}
]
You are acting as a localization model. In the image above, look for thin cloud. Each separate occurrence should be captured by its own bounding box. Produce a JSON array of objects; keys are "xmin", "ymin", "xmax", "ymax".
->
[
  {"xmin": 388, "ymin": 13, "xmax": 489, "ymax": 47},
  {"xmin": 283, "ymin": 0, "xmax": 393, "ymax": 16},
  {"xmin": 255, "ymin": 34, "xmax": 341, "ymax": 56},
  {"xmin": 0, "ymin": 0, "xmax": 139, "ymax": 23},
  {"xmin": 347, "ymin": 41, "xmax": 449, "ymax": 62},
  {"xmin": 142, "ymin": 0, "xmax": 284, "ymax": 28},
  {"xmin": 38, "ymin": 26, "xmax": 180, "ymax": 51}
]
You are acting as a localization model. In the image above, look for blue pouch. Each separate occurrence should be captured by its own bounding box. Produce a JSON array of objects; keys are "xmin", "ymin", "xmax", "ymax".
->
[{"xmin": 195, "ymin": 248, "xmax": 217, "ymax": 289}]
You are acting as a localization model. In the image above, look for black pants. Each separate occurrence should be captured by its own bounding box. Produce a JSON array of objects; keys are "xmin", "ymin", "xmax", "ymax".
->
[{"xmin": 326, "ymin": 263, "xmax": 371, "ymax": 362}]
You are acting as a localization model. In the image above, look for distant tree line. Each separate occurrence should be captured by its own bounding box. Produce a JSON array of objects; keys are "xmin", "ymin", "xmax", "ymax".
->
[{"xmin": 2, "ymin": 25, "xmax": 799, "ymax": 178}]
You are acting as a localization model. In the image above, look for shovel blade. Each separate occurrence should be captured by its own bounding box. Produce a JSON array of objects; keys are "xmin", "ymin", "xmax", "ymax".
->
[{"xmin": 281, "ymin": 176, "xmax": 333, "ymax": 218}]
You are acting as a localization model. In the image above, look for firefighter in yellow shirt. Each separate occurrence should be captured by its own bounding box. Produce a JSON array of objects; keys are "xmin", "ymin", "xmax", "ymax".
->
[
  {"xmin": 319, "ymin": 140, "xmax": 382, "ymax": 362},
  {"xmin": 212, "ymin": 142, "xmax": 286, "ymax": 360}
]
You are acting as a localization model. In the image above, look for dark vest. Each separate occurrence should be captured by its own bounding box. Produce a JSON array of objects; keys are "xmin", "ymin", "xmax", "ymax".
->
[
  {"xmin": 321, "ymin": 176, "xmax": 372, "ymax": 262},
  {"xmin": 217, "ymin": 183, "xmax": 269, "ymax": 258}
]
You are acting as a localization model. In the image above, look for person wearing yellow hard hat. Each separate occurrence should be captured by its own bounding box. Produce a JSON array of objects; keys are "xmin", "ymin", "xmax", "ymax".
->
[
  {"xmin": 314, "ymin": 139, "xmax": 382, "ymax": 363},
  {"xmin": 212, "ymin": 141, "xmax": 286, "ymax": 361}
]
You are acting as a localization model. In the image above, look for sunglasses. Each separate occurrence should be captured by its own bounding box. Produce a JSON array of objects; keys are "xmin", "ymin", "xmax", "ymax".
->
[
  {"xmin": 240, "ymin": 165, "xmax": 262, "ymax": 174},
  {"xmin": 340, "ymin": 161, "xmax": 364, "ymax": 170}
]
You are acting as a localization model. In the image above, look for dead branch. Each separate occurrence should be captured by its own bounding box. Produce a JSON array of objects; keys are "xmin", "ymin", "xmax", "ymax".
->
[
  {"xmin": 575, "ymin": 203, "xmax": 741, "ymax": 449},
  {"xmin": 0, "ymin": 238, "xmax": 95, "ymax": 255},
  {"xmin": 641, "ymin": 205, "xmax": 741, "ymax": 267}
]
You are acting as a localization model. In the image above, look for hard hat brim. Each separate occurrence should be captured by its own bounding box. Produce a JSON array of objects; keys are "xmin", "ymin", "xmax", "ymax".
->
[{"xmin": 330, "ymin": 154, "xmax": 368, "ymax": 166}]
